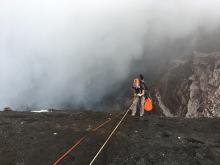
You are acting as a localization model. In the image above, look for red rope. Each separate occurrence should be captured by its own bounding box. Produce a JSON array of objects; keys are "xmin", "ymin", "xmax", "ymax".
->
[
  {"xmin": 53, "ymin": 136, "xmax": 85, "ymax": 165},
  {"xmin": 92, "ymin": 118, "xmax": 111, "ymax": 131},
  {"xmin": 53, "ymin": 118, "xmax": 111, "ymax": 165}
]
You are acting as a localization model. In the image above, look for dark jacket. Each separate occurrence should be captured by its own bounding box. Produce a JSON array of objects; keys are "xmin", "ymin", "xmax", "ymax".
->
[{"xmin": 132, "ymin": 80, "xmax": 145, "ymax": 95}]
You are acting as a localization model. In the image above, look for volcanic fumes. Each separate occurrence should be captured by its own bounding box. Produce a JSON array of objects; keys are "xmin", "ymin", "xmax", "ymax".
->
[{"xmin": 1, "ymin": 1, "xmax": 220, "ymax": 110}]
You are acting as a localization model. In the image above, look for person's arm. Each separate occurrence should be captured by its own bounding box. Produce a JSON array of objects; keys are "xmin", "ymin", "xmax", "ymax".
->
[
  {"xmin": 137, "ymin": 89, "xmax": 144, "ymax": 97},
  {"xmin": 141, "ymin": 89, "xmax": 145, "ymax": 96},
  {"xmin": 137, "ymin": 88, "xmax": 145, "ymax": 97},
  {"xmin": 140, "ymin": 83, "xmax": 145, "ymax": 96},
  {"xmin": 131, "ymin": 85, "xmax": 137, "ymax": 96}
]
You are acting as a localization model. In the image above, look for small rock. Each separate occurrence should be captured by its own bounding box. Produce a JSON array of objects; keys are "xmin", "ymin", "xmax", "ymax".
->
[
  {"xmin": 86, "ymin": 125, "xmax": 92, "ymax": 131},
  {"xmin": 3, "ymin": 107, "xmax": 13, "ymax": 112}
]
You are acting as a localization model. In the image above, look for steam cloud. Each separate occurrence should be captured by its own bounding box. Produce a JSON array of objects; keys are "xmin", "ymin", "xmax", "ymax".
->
[{"xmin": 1, "ymin": 0, "xmax": 220, "ymax": 110}]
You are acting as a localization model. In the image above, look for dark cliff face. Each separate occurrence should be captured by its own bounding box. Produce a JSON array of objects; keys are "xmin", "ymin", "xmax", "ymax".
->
[
  {"xmin": 158, "ymin": 52, "xmax": 220, "ymax": 118},
  {"xmin": 157, "ymin": 56, "xmax": 192, "ymax": 117}
]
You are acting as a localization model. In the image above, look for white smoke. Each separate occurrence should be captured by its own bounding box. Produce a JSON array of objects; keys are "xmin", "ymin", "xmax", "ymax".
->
[{"xmin": 0, "ymin": 0, "xmax": 220, "ymax": 110}]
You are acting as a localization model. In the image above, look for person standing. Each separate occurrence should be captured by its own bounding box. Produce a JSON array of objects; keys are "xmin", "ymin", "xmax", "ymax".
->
[{"xmin": 130, "ymin": 74, "xmax": 145, "ymax": 117}]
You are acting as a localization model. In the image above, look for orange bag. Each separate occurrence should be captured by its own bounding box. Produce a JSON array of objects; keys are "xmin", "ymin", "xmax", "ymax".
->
[{"xmin": 144, "ymin": 98, "xmax": 153, "ymax": 111}]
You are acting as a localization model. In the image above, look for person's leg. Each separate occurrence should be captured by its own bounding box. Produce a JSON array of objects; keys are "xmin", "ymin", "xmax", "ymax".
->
[
  {"xmin": 130, "ymin": 96, "xmax": 139, "ymax": 116},
  {"xmin": 140, "ymin": 96, "xmax": 145, "ymax": 116}
]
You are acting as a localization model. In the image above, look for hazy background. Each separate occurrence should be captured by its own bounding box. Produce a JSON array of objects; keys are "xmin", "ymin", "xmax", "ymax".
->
[{"xmin": 1, "ymin": 0, "xmax": 220, "ymax": 110}]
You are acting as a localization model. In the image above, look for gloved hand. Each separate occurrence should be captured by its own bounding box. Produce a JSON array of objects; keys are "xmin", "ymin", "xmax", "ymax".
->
[{"xmin": 137, "ymin": 94, "xmax": 142, "ymax": 97}]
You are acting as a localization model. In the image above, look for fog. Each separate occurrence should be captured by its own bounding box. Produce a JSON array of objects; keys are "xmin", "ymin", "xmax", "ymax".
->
[{"xmin": 1, "ymin": 0, "xmax": 220, "ymax": 110}]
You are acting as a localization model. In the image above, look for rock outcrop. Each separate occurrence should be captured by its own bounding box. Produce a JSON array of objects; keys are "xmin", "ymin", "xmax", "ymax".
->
[
  {"xmin": 158, "ymin": 52, "xmax": 220, "ymax": 118},
  {"xmin": 3, "ymin": 107, "xmax": 13, "ymax": 112}
]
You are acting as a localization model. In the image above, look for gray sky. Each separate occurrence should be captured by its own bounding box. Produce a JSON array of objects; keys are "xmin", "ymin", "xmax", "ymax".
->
[{"xmin": 1, "ymin": 0, "xmax": 220, "ymax": 110}]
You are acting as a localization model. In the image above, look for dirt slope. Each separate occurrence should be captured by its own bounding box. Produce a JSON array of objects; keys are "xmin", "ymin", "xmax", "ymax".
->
[{"xmin": 0, "ymin": 111, "xmax": 220, "ymax": 165}]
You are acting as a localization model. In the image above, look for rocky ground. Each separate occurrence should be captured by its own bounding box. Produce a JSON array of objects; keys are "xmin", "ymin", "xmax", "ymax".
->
[{"xmin": 0, "ymin": 110, "xmax": 220, "ymax": 165}]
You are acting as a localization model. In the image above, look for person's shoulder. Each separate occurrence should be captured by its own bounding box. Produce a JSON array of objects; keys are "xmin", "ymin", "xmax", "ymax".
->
[{"xmin": 141, "ymin": 80, "xmax": 145, "ymax": 85}]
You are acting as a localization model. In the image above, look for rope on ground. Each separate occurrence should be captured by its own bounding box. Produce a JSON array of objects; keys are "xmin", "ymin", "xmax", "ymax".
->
[
  {"xmin": 53, "ymin": 136, "xmax": 86, "ymax": 165},
  {"xmin": 88, "ymin": 108, "xmax": 130, "ymax": 165},
  {"xmin": 92, "ymin": 118, "xmax": 111, "ymax": 131},
  {"xmin": 53, "ymin": 118, "xmax": 112, "ymax": 165}
]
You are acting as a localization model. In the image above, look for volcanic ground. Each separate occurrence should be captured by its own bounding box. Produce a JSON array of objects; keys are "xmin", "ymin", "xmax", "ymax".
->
[{"xmin": 0, "ymin": 110, "xmax": 220, "ymax": 165}]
